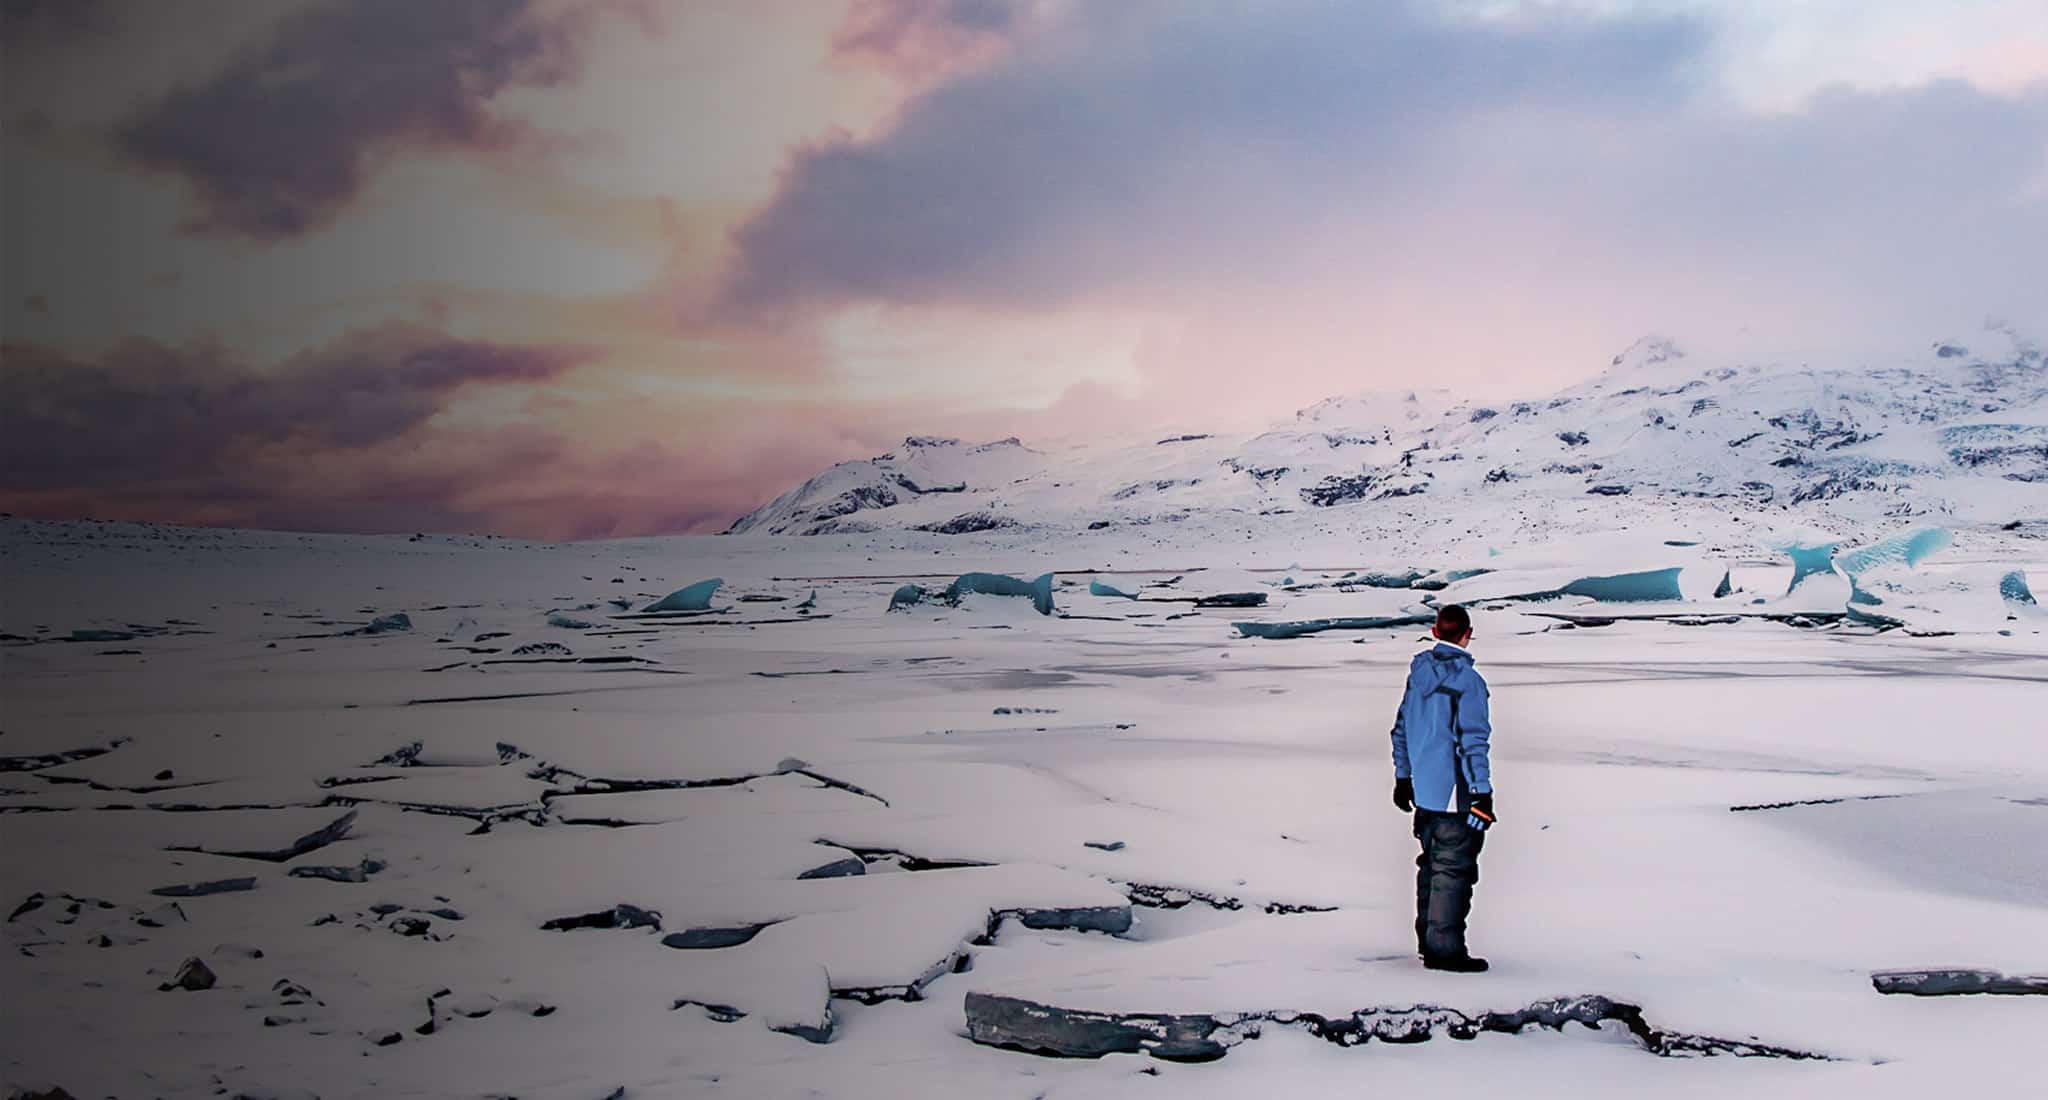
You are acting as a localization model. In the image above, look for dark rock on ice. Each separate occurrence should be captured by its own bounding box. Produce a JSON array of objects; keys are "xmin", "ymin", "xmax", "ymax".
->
[
  {"xmin": 1193, "ymin": 592, "xmax": 1266, "ymax": 608},
  {"xmin": 662, "ymin": 921, "xmax": 778, "ymax": 950},
  {"xmin": 916, "ymin": 512, "xmax": 1019, "ymax": 535},
  {"xmin": 1871, "ymin": 969, "xmax": 2048, "ymax": 996},
  {"xmin": 542, "ymin": 904, "xmax": 663, "ymax": 933},
  {"xmin": 159, "ymin": 956, "xmax": 217, "ymax": 992},
  {"xmin": 290, "ymin": 858, "xmax": 386, "ymax": 883}
]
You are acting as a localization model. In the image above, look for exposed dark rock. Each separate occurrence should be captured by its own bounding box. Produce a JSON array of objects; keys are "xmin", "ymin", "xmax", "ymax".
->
[
  {"xmin": 289, "ymin": 858, "xmax": 387, "ymax": 883},
  {"xmin": 1121, "ymin": 882, "xmax": 1331, "ymax": 915},
  {"xmin": 159, "ymin": 956, "xmax": 216, "ymax": 992},
  {"xmin": 6, "ymin": 1085, "xmax": 79, "ymax": 1100},
  {"xmin": 672, "ymin": 998, "xmax": 747, "ymax": 1023},
  {"xmin": 543, "ymin": 904, "xmax": 664, "ymax": 933},
  {"xmin": 1586, "ymin": 484, "xmax": 1632, "ymax": 496},
  {"xmin": 1084, "ymin": 841, "xmax": 1126, "ymax": 852},
  {"xmin": 1113, "ymin": 478, "xmax": 1202, "ymax": 500},
  {"xmin": 1299, "ymin": 473, "xmax": 1383, "ymax": 507},
  {"xmin": 999, "ymin": 904, "xmax": 1131, "ymax": 935},
  {"xmin": 151, "ymin": 877, "xmax": 257, "ymax": 898},
  {"xmin": 512, "ymin": 641, "xmax": 572, "ymax": 657},
  {"xmin": 1556, "ymin": 431, "xmax": 1589, "ymax": 447},
  {"xmin": 1157, "ymin": 434, "xmax": 1212, "ymax": 445},
  {"xmin": 661, "ymin": 922, "xmax": 778, "ymax": 950},
  {"xmin": 0, "ymin": 740, "xmax": 125, "ymax": 773},
  {"xmin": 1192, "ymin": 593, "xmax": 1266, "ymax": 608},
  {"xmin": 1872, "ymin": 969, "xmax": 2048, "ymax": 996},
  {"xmin": 963, "ymin": 992, "xmax": 1833, "ymax": 1062},
  {"xmin": 914, "ymin": 512, "xmax": 1018, "ymax": 535}
]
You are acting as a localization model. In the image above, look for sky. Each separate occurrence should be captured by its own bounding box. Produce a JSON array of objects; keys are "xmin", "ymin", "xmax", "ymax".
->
[{"xmin": 3, "ymin": 0, "xmax": 2046, "ymax": 539}]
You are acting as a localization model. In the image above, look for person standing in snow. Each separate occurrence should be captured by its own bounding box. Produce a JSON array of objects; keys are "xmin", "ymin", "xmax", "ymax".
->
[{"xmin": 1389, "ymin": 604, "xmax": 1495, "ymax": 972}]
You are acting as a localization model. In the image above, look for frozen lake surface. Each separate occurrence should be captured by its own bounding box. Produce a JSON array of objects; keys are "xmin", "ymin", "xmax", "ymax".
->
[{"xmin": 3, "ymin": 518, "xmax": 2045, "ymax": 1099}]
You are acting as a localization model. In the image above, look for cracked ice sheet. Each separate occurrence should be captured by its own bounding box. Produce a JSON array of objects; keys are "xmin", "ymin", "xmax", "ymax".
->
[
  {"xmin": 804, "ymin": 759, "xmax": 1359, "ymax": 911},
  {"xmin": 547, "ymin": 772, "xmax": 878, "ymax": 824}
]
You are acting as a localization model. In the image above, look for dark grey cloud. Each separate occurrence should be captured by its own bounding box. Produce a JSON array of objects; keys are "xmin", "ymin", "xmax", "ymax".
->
[
  {"xmin": 0, "ymin": 322, "xmax": 591, "ymax": 501},
  {"xmin": 722, "ymin": 0, "xmax": 1709, "ymax": 315},
  {"xmin": 112, "ymin": 0, "xmax": 609, "ymax": 240},
  {"xmin": 1, "ymin": 0, "xmax": 111, "ymax": 45},
  {"xmin": 717, "ymin": 0, "xmax": 2047, "ymax": 337}
]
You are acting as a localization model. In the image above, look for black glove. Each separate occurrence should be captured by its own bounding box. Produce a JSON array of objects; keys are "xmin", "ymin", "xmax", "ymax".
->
[
  {"xmin": 1470, "ymin": 792, "xmax": 1494, "ymax": 819},
  {"xmin": 1393, "ymin": 777, "xmax": 1414, "ymax": 812}
]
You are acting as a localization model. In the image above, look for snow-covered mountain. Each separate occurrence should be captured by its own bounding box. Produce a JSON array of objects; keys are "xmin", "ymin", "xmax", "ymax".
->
[{"xmin": 727, "ymin": 331, "xmax": 2048, "ymax": 537}]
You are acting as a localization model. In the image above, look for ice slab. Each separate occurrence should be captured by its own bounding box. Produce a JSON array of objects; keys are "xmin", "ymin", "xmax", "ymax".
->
[
  {"xmin": 944, "ymin": 572, "xmax": 1055, "ymax": 616},
  {"xmin": 2001, "ymin": 569, "xmax": 2037, "ymax": 606},
  {"xmin": 1234, "ymin": 614, "xmax": 1434, "ymax": 640},
  {"xmin": 1775, "ymin": 537, "xmax": 1840, "ymax": 594},
  {"xmin": 644, "ymin": 579, "xmax": 723, "ymax": 613},
  {"xmin": 1836, "ymin": 528, "xmax": 1952, "ymax": 576}
]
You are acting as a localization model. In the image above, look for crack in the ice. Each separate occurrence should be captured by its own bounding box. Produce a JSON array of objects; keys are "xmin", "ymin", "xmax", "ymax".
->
[{"xmin": 964, "ymin": 992, "xmax": 1838, "ymax": 1062}]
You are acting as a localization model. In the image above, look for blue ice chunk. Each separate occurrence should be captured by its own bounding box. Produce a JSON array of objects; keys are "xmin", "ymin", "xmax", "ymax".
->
[
  {"xmin": 1090, "ymin": 580, "xmax": 1139, "ymax": 600},
  {"xmin": 1836, "ymin": 528, "xmax": 1952, "ymax": 577},
  {"xmin": 1411, "ymin": 567, "xmax": 1492, "ymax": 591},
  {"xmin": 1234, "ymin": 613, "xmax": 1435, "ymax": 639},
  {"xmin": 1556, "ymin": 567, "xmax": 1684, "ymax": 603},
  {"xmin": 887, "ymin": 585, "xmax": 931, "ymax": 612},
  {"xmin": 944, "ymin": 572, "xmax": 1055, "ymax": 615},
  {"xmin": 644, "ymin": 578, "xmax": 723, "ymax": 612},
  {"xmin": 1777, "ymin": 540, "xmax": 1840, "ymax": 594},
  {"xmin": 794, "ymin": 590, "xmax": 818, "ymax": 611},
  {"xmin": 1281, "ymin": 576, "xmax": 1296, "ymax": 586},
  {"xmin": 1713, "ymin": 571, "xmax": 1733, "ymax": 598},
  {"xmin": 1355, "ymin": 569, "xmax": 1422, "ymax": 588},
  {"xmin": 2001, "ymin": 569, "xmax": 2038, "ymax": 606},
  {"xmin": 1847, "ymin": 577, "xmax": 1884, "ymax": 606}
]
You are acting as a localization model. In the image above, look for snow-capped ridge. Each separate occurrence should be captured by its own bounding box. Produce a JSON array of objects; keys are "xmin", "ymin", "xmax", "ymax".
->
[{"xmin": 728, "ymin": 331, "xmax": 2048, "ymax": 536}]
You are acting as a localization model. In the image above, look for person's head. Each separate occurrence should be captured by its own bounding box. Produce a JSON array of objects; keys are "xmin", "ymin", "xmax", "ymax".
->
[{"xmin": 1434, "ymin": 604, "xmax": 1473, "ymax": 647}]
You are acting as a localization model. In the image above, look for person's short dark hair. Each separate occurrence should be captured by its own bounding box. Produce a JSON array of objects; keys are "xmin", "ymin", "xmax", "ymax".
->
[{"xmin": 1435, "ymin": 604, "xmax": 1471, "ymax": 640}]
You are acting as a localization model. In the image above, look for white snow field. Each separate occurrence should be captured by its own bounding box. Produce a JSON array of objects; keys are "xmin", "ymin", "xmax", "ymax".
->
[{"xmin": 4, "ymin": 339, "xmax": 2048, "ymax": 1098}]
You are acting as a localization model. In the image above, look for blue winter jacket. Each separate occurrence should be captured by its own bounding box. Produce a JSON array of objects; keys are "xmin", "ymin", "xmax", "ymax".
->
[{"xmin": 1390, "ymin": 641, "xmax": 1493, "ymax": 813}]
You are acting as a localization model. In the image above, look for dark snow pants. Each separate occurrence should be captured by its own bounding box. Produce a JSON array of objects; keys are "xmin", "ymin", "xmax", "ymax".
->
[{"xmin": 1412, "ymin": 809, "xmax": 1484, "ymax": 958}]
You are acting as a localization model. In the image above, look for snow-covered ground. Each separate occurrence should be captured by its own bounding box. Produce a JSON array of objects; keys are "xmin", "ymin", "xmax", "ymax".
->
[{"xmin": 3, "ymin": 488, "xmax": 2046, "ymax": 1097}]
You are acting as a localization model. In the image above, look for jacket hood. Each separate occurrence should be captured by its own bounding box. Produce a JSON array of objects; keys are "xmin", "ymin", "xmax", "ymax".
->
[{"xmin": 1409, "ymin": 642, "xmax": 1474, "ymax": 695}]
